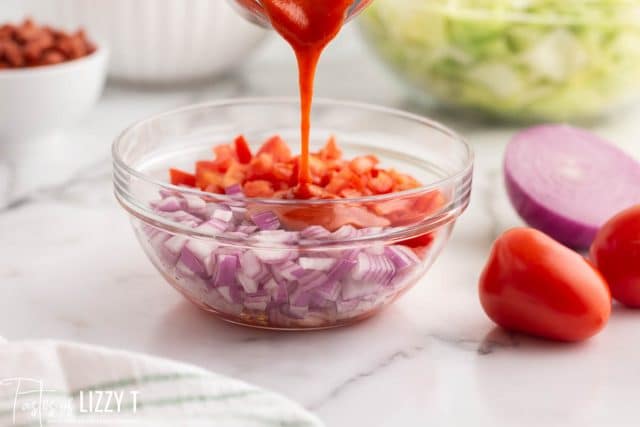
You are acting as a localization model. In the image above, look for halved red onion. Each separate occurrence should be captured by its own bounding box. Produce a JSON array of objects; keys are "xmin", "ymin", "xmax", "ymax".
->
[{"xmin": 505, "ymin": 125, "xmax": 640, "ymax": 249}]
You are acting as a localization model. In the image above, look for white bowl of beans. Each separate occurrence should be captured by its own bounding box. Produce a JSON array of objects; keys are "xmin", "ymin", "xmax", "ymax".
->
[
  {"xmin": 0, "ymin": 19, "xmax": 108, "ymax": 143},
  {"xmin": 22, "ymin": 0, "xmax": 267, "ymax": 85}
]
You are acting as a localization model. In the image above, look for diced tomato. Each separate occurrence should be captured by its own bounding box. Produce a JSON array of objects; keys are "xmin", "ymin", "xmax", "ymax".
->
[
  {"xmin": 248, "ymin": 153, "xmax": 274, "ymax": 180},
  {"xmin": 350, "ymin": 155, "xmax": 378, "ymax": 175},
  {"xmin": 234, "ymin": 135, "xmax": 253, "ymax": 164},
  {"xmin": 414, "ymin": 191, "xmax": 445, "ymax": 216},
  {"xmin": 340, "ymin": 189, "xmax": 363, "ymax": 198},
  {"xmin": 389, "ymin": 169, "xmax": 421, "ymax": 191},
  {"xmin": 272, "ymin": 162, "xmax": 294, "ymax": 183},
  {"xmin": 326, "ymin": 167, "xmax": 362, "ymax": 194},
  {"xmin": 213, "ymin": 144, "xmax": 235, "ymax": 172},
  {"xmin": 400, "ymin": 232, "xmax": 435, "ymax": 250},
  {"xmin": 317, "ymin": 136, "xmax": 342, "ymax": 160},
  {"xmin": 308, "ymin": 155, "xmax": 328, "ymax": 185},
  {"xmin": 223, "ymin": 162, "xmax": 247, "ymax": 189},
  {"xmin": 197, "ymin": 170, "xmax": 224, "ymax": 192},
  {"xmin": 168, "ymin": 135, "xmax": 423, "ymax": 204},
  {"xmin": 368, "ymin": 170, "xmax": 393, "ymax": 194},
  {"xmin": 244, "ymin": 180, "xmax": 275, "ymax": 198},
  {"xmin": 258, "ymin": 136, "xmax": 292, "ymax": 163},
  {"xmin": 169, "ymin": 168, "xmax": 196, "ymax": 187}
]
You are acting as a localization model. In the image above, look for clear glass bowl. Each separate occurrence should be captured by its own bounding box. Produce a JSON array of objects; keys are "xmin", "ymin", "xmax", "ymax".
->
[
  {"xmin": 359, "ymin": 0, "xmax": 640, "ymax": 122},
  {"xmin": 113, "ymin": 99, "xmax": 473, "ymax": 330}
]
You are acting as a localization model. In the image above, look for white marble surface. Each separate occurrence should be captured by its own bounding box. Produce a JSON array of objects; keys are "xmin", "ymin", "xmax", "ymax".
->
[{"xmin": 2, "ymin": 24, "xmax": 640, "ymax": 427}]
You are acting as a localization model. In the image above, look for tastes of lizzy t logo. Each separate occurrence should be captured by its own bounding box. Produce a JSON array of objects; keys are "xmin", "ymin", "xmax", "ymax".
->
[{"xmin": 0, "ymin": 377, "xmax": 140, "ymax": 426}]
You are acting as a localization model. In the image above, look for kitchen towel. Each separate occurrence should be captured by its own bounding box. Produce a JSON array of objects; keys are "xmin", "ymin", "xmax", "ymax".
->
[{"xmin": 0, "ymin": 340, "xmax": 323, "ymax": 427}]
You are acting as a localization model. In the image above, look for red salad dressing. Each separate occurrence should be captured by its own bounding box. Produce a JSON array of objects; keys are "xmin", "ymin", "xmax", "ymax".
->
[{"xmin": 260, "ymin": 0, "xmax": 355, "ymax": 197}]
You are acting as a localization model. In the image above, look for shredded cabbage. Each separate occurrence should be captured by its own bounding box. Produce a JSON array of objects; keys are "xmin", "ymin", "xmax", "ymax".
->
[{"xmin": 360, "ymin": 0, "xmax": 640, "ymax": 121}]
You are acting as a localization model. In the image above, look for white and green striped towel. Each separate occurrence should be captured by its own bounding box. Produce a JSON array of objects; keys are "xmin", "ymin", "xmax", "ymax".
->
[{"xmin": 0, "ymin": 340, "xmax": 323, "ymax": 427}]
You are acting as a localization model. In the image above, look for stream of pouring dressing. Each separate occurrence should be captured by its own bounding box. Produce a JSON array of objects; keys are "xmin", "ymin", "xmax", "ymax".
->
[{"xmin": 260, "ymin": 0, "xmax": 356, "ymax": 197}]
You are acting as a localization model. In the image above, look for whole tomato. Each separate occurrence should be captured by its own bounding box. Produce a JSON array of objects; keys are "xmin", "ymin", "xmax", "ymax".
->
[
  {"xmin": 591, "ymin": 205, "xmax": 640, "ymax": 307},
  {"xmin": 479, "ymin": 228, "xmax": 611, "ymax": 342}
]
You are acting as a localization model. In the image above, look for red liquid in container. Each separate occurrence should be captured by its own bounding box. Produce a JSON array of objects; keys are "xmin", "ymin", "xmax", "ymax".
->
[{"xmin": 261, "ymin": 0, "xmax": 356, "ymax": 197}]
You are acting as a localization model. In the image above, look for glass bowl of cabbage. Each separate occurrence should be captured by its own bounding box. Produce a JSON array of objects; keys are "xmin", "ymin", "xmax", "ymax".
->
[
  {"xmin": 359, "ymin": 0, "xmax": 640, "ymax": 122},
  {"xmin": 113, "ymin": 99, "xmax": 473, "ymax": 330}
]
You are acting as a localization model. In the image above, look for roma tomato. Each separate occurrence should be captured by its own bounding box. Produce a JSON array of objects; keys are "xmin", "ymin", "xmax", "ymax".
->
[
  {"xmin": 590, "ymin": 205, "xmax": 640, "ymax": 307},
  {"xmin": 479, "ymin": 228, "xmax": 611, "ymax": 342}
]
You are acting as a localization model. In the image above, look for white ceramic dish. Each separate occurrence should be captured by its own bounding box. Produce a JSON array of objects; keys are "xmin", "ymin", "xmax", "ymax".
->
[
  {"xmin": 0, "ymin": 46, "xmax": 108, "ymax": 143},
  {"xmin": 23, "ymin": 0, "xmax": 267, "ymax": 84}
]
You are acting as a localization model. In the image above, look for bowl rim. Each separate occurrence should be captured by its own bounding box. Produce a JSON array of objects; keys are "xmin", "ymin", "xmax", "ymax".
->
[
  {"xmin": 113, "ymin": 97, "xmax": 474, "ymax": 246},
  {"xmin": 366, "ymin": 1, "xmax": 640, "ymax": 26},
  {"xmin": 113, "ymin": 97, "xmax": 474, "ymax": 206},
  {"xmin": 0, "ymin": 43, "xmax": 109, "ymax": 79}
]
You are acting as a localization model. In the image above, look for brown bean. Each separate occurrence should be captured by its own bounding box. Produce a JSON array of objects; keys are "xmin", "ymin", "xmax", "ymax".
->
[
  {"xmin": 39, "ymin": 50, "xmax": 65, "ymax": 66},
  {"xmin": 3, "ymin": 41, "xmax": 24, "ymax": 67},
  {"xmin": 0, "ymin": 18, "xmax": 96, "ymax": 70}
]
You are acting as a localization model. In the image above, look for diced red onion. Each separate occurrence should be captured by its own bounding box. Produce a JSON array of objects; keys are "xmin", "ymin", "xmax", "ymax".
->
[
  {"xmin": 331, "ymin": 225, "xmax": 357, "ymax": 240},
  {"xmin": 278, "ymin": 261, "xmax": 306, "ymax": 281},
  {"xmin": 212, "ymin": 254, "xmax": 238, "ymax": 287},
  {"xmin": 237, "ymin": 225, "xmax": 258, "ymax": 234},
  {"xmin": 366, "ymin": 245, "xmax": 386, "ymax": 256},
  {"xmin": 217, "ymin": 286, "xmax": 243, "ymax": 304},
  {"xmin": 213, "ymin": 208, "xmax": 234, "ymax": 223},
  {"xmin": 253, "ymin": 230, "xmax": 299, "ymax": 244},
  {"xmin": 237, "ymin": 272, "xmax": 259, "ymax": 294},
  {"xmin": 157, "ymin": 196, "xmax": 183, "ymax": 212},
  {"xmin": 300, "ymin": 225, "xmax": 331, "ymax": 240},
  {"xmin": 250, "ymin": 210, "xmax": 281, "ymax": 231},
  {"xmin": 264, "ymin": 278, "xmax": 289, "ymax": 304},
  {"xmin": 253, "ymin": 248, "xmax": 296, "ymax": 264},
  {"xmin": 225, "ymin": 184, "xmax": 243, "ymax": 195},
  {"xmin": 341, "ymin": 278, "xmax": 382, "ymax": 300},
  {"xmin": 385, "ymin": 246, "xmax": 420, "ymax": 271},
  {"xmin": 298, "ymin": 270, "xmax": 329, "ymax": 290},
  {"xmin": 180, "ymin": 240, "xmax": 216, "ymax": 277},
  {"xmin": 148, "ymin": 189, "xmax": 430, "ymax": 328},
  {"xmin": 164, "ymin": 235, "xmax": 188, "ymax": 258},
  {"xmin": 239, "ymin": 250, "xmax": 262, "ymax": 278},
  {"xmin": 183, "ymin": 194, "xmax": 207, "ymax": 211},
  {"xmin": 299, "ymin": 257, "xmax": 336, "ymax": 271},
  {"xmin": 313, "ymin": 279, "xmax": 340, "ymax": 301}
]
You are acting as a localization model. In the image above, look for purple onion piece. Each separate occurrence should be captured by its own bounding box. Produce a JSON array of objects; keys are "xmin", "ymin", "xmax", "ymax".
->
[
  {"xmin": 300, "ymin": 225, "xmax": 331, "ymax": 240},
  {"xmin": 225, "ymin": 184, "xmax": 243, "ymax": 195},
  {"xmin": 213, "ymin": 208, "xmax": 234, "ymax": 223},
  {"xmin": 385, "ymin": 246, "xmax": 420, "ymax": 271},
  {"xmin": 239, "ymin": 250, "xmax": 262, "ymax": 278},
  {"xmin": 212, "ymin": 254, "xmax": 238, "ymax": 287},
  {"xmin": 299, "ymin": 257, "xmax": 336, "ymax": 272},
  {"xmin": 250, "ymin": 210, "xmax": 281, "ymax": 231},
  {"xmin": 157, "ymin": 196, "xmax": 183, "ymax": 212},
  {"xmin": 237, "ymin": 272, "xmax": 259, "ymax": 294}
]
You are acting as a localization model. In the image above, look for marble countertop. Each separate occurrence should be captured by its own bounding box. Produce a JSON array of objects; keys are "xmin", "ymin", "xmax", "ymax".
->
[{"xmin": 2, "ymin": 27, "xmax": 640, "ymax": 427}]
